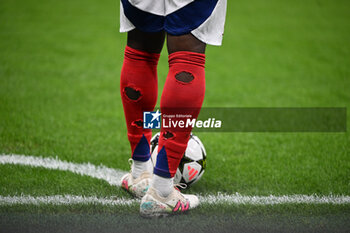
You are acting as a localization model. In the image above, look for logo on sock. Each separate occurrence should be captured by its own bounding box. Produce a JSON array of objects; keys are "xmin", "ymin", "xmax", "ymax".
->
[{"xmin": 143, "ymin": 110, "xmax": 161, "ymax": 129}]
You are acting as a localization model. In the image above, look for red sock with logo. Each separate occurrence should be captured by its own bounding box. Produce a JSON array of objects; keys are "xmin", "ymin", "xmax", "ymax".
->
[
  {"xmin": 153, "ymin": 51, "xmax": 206, "ymax": 178},
  {"xmin": 120, "ymin": 46, "xmax": 160, "ymax": 165}
]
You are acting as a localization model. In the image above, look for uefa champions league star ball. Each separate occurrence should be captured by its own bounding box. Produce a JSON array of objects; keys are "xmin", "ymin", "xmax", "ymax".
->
[{"xmin": 150, "ymin": 133, "xmax": 207, "ymax": 189}]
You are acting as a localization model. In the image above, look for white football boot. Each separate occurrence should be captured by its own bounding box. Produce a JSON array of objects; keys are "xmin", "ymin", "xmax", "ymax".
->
[
  {"xmin": 120, "ymin": 172, "xmax": 151, "ymax": 198},
  {"xmin": 140, "ymin": 186, "xmax": 199, "ymax": 218},
  {"xmin": 120, "ymin": 159, "xmax": 152, "ymax": 198}
]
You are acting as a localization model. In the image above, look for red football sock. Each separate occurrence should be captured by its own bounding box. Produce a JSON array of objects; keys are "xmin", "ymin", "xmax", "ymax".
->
[
  {"xmin": 154, "ymin": 51, "xmax": 206, "ymax": 178},
  {"xmin": 120, "ymin": 46, "xmax": 160, "ymax": 160}
]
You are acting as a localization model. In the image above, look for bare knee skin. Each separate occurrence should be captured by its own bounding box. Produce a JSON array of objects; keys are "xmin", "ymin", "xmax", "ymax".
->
[
  {"xmin": 167, "ymin": 33, "xmax": 206, "ymax": 54},
  {"xmin": 127, "ymin": 30, "xmax": 205, "ymax": 55},
  {"xmin": 127, "ymin": 28, "xmax": 166, "ymax": 54}
]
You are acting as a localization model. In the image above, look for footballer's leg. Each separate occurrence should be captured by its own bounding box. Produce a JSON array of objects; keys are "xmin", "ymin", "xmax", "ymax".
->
[
  {"xmin": 140, "ymin": 34, "xmax": 206, "ymax": 217},
  {"xmin": 119, "ymin": 0, "xmax": 226, "ymax": 214},
  {"xmin": 120, "ymin": 29, "xmax": 165, "ymax": 198}
]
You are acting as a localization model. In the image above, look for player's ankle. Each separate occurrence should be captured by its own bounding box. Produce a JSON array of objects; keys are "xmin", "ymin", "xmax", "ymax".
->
[
  {"xmin": 151, "ymin": 174, "xmax": 174, "ymax": 198},
  {"xmin": 131, "ymin": 159, "xmax": 153, "ymax": 179}
]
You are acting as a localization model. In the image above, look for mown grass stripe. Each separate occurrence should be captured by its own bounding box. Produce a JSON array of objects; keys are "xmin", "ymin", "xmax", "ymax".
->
[{"xmin": 1, "ymin": 154, "xmax": 350, "ymax": 206}]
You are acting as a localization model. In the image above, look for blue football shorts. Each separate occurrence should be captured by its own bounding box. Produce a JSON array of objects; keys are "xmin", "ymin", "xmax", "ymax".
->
[{"xmin": 120, "ymin": 0, "xmax": 227, "ymax": 46}]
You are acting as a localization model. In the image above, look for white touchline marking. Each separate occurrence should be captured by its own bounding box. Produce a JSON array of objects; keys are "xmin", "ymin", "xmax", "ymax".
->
[
  {"xmin": 201, "ymin": 193, "xmax": 350, "ymax": 205},
  {"xmin": 0, "ymin": 195, "xmax": 138, "ymax": 206},
  {"xmin": 0, "ymin": 154, "xmax": 127, "ymax": 187},
  {"xmin": 0, "ymin": 194, "xmax": 349, "ymax": 206},
  {"xmin": 0, "ymin": 154, "xmax": 350, "ymax": 206}
]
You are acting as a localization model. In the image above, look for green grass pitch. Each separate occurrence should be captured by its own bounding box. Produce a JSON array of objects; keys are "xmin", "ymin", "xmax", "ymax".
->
[{"xmin": 0, "ymin": 0, "xmax": 350, "ymax": 231}]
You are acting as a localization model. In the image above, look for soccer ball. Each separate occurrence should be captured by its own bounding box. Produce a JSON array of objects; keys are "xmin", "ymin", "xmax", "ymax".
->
[{"xmin": 150, "ymin": 133, "xmax": 206, "ymax": 189}]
